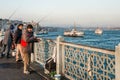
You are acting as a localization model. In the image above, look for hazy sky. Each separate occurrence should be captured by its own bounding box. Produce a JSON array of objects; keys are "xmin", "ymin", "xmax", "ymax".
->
[{"xmin": 0, "ymin": 0, "xmax": 120, "ymax": 26}]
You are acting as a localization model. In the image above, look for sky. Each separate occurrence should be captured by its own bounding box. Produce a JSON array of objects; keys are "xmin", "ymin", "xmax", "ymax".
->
[{"xmin": 0, "ymin": 0, "xmax": 120, "ymax": 27}]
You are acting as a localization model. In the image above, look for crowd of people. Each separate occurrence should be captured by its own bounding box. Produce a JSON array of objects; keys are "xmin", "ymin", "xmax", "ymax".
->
[{"xmin": 0, "ymin": 24, "xmax": 40, "ymax": 74}]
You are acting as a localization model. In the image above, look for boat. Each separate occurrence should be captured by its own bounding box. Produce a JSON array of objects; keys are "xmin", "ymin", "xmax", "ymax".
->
[
  {"xmin": 36, "ymin": 29, "xmax": 48, "ymax": 35},
  {"xmin": 95, "ymin": 28, "xmax": 103, "ymax": 35},
  {"xmin": 34, "ymin": 23, "xmax": 48, "ymax": 35},
  {"xmin": 64, "ymin": 29, "xmax": 84, "ymax": 37},
  {"xmin": 64, "ymin": 23, "xmax": 84, "ymax": 37}
]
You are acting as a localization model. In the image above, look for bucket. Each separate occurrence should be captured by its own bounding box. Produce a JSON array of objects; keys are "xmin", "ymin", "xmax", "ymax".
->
[
  {"xmin": 31, "ymin": 53, "xmax": 34, "ymax": 62},
  {"xmin": 12, "ymin": 52, "xmax": 16, "ymax": 57},
  {"xmin": 54, "ymin": 74, "xmax": 61, "ymax": 80}
]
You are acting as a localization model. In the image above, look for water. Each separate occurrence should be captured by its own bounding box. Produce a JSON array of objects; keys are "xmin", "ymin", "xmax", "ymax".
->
[{"xmin": 36, "ymin": 30, "xmax": 120, "ymax": 50}]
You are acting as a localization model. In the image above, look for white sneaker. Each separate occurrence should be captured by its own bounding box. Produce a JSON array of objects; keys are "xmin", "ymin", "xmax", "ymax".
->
[{"xmin": 24, "ymin": 70, "xmax": 30, "ymax": 74}]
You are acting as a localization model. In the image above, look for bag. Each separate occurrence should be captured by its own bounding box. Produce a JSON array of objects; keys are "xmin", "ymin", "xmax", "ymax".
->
[
  {"xmin": 0, "ymin": 39, "xmax": 3, "ymax": 47},
  {"xmin": 45, "ymin": 58, "xmax": 56, "ymax": 72},
  {"xmin": 11, "ymin": 43, "xmax": 15, "ymax": 50},
  {"xmin": 21, "ymin": 39, "xmax": 27, "ymax": 47}
]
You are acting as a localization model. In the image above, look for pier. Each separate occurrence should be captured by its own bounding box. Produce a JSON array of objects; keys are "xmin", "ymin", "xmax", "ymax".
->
[
  {"xmin": 0, "ymin": 0, "xmax": 119, "ymax": 79},
  {"xmin": 0, "ymin": 58, "xmax": 45, "ymax": 80},
  {"xmin": 0, "ymin": 36, "xmax": 120, "ymax": 80}
]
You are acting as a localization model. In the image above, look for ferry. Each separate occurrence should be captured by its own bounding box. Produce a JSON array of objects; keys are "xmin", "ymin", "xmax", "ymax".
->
[
  {"xmin": 64, "ymin": 23, "xmax": 84, "ymax": 37},
  {"xmin": 34, "ymin": 23, "xmax": 48, "ymax": 35},
  {"xmin": 64, "ymin": 29, "xmax": 84, "ymax": 37},
  {"xmin": 95, "ymin": 28, "xmax": 103, "ymax": 35},
  {"xmin": 35, "ymin": 29, "xmax": 48, "ymax": 35}
]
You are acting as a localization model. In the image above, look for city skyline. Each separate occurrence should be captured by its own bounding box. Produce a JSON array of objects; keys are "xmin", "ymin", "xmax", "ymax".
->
[{"xmin": 0, "ymin": 0, "xmax": 120, "ymax": 27}]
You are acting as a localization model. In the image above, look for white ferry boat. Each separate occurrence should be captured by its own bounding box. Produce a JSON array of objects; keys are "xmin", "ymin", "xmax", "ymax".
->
[
  {"xmin": 64, "ymin": 29, "xmax": 84, "ymax": 37},
  {"xmin": 34, "ymin": 23, "xmax": 48, "ymax": 35},
  {"xmin": 36, "ymin": 29, "xmax": 48, "ymax": 35},
  {"xmin": 95, "ymin": 28, "xmax": 103, "ymax": 35},
  {"xmin": 64, "ymin": 23, "xmax": 84, "ymax": 37}
]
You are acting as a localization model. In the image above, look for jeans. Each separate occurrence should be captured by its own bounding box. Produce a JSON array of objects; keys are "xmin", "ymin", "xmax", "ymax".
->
[{"xmin": 1, "ymin": 42, "xmax": 12, "ymax": 57}]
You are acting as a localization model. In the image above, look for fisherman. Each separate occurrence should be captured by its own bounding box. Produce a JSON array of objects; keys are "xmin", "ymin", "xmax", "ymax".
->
[
  {"xmin": 14, "ymin": 24, "xmax": 23, "ymax": 62},
  {"xmin": 21, "ymin": 24, "xmax": 40, "ymax": 74},
  {"xmin": 0, "ymin": 24, "xmax": 14, "ymax": 58}
]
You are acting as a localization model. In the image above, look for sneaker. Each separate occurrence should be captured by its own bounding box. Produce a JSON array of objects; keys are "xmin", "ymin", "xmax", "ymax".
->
[
  {"xmin": 16, "ymin": 59, "xmax": 22, "ymax": 62},
  {"xmin": 24, "ymin": 70, "xmax": 30, "ymax": 74},
  {"xmin": 0, "ymin": 53, "xmax": 4, "ymax": 58},
  {"xmin": 6, "ymin": 55, "xmax": 11, "ymax": 59},
  {"xmin": 6, "ymin": 54, "xmax": 11, "ymax": 59}
]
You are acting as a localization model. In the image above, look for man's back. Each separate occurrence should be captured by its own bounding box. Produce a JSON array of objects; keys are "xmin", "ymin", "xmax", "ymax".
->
[{"xmin": 3, "ymin": 29, "xmax": 12, "ymax": 45}]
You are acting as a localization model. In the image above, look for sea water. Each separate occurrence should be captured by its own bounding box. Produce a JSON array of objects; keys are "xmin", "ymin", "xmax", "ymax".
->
[{"xmin": 37, "ymin": 30, "xmax": 120, "ymax": 50}]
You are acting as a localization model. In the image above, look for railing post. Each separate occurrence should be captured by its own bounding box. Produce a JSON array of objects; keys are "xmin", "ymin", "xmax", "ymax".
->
[
  {"xmin": 88, "ymin": 56, "xmax": 92, "ymax": 76},
  {"xmin": 56, "ymin": 36, "xmax": 64, "ymax": 74},
  {"xmin": 31, "ymin": 53, "xmax": 34, "ymax": 63},
  {"xmin": 34, "ymin": 43, "xmax": 37, "ymax": 62},
  {"xmin": 115, "ymin": 44, "xmax": 120, "ymax": 80}
]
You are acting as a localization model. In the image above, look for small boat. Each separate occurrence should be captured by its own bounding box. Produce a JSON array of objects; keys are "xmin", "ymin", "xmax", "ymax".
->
[
  {"xmin": 36, "ymin": 29, "xmax": 48, "ymax": 35},
  {"xmin": 34, "ymin": 23, "xmax": 48, "ymax": 35},
  {"xmin": 95, "ymin": 28, "xmax": 103, "ymax": 35},
  {"xmin": 64, "ymin": 23, "xmax": 84, "ymax": 37}
]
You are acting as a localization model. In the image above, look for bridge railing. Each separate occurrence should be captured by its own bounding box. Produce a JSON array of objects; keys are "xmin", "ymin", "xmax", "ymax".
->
[
  {"xmin": 34, "ymin": 36, "xmax": 120, "ymax": 80},
  {"xmin": 34, "ymin": 38, "xmax": 56, "ymax": 66}
]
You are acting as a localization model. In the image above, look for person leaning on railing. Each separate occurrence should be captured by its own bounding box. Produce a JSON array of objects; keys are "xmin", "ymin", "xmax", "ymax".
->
[{"xmin": 21, "ymin": 24, "xmax": 40, "ymax": 74}]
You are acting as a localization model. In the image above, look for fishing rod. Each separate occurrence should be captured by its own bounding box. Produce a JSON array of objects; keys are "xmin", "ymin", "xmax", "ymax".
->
[
  {"xmin": 34, "ymin": 14, "xmax": 50, "ymax": 31},
  {"xmin": 8, "ymin": 8, "xmax": 18, "ymax": 20},
  {"xmin": 2, "ymin": 7, "xmax": 20, "ymax": 29},
  {"xmin": 8, "ymin": 4, "xmax": 22, "ymax": 20},
  {"xmin": 37, "ymin": 15, "xmax": 48, "ymax": 24},
  {"xmin": 33, "ymin": 12, "xmax": 52, "ymax": 35},
  {"xmin": 36, "ymin": 13, "xmax": 51, "ymax": 25}
]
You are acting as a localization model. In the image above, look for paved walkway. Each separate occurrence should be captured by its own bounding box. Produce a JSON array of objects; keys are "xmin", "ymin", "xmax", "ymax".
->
[{"xmin": 0, "ymin": 57, "xmax": 46, "ymax": 80}]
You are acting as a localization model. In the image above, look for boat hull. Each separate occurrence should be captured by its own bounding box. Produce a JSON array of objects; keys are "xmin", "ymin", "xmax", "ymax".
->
[
  {"xmin": 64, "ymin": 31, "xmax": 84, "ymax": 37},
  {"xmin": 95, "ymin": 28, "xmax": 103, "ymax": 35}
]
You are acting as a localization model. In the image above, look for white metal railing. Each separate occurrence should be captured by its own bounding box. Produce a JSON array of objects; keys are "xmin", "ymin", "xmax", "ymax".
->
[
  {"xmin": 34, "ymin": 36, "xmax": 120, "ymax": 80},
  {"xmin": 34, "ymin": 38, "xmax": 56, "ymax": 66},
  {"xmin": 61, "ymin": 43, "xmax": 115, "ymax": 80}
]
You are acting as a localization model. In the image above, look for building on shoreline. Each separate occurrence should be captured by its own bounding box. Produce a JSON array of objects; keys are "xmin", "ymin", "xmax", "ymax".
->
[{"xmin": 0, "ymin": 18, "xmax": 23, "ymax": 31}]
